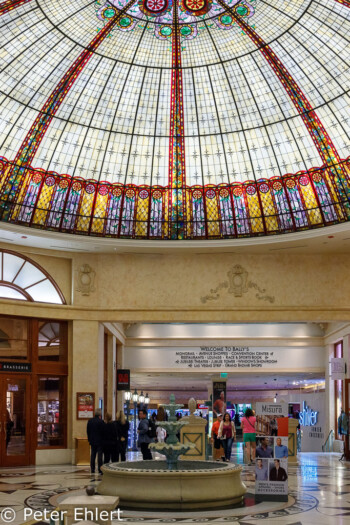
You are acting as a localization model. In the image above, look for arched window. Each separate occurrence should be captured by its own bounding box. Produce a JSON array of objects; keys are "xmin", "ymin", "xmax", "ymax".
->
[{"xmin": 0, "ymin": 250, "xmax": 65, "ymax": 304}]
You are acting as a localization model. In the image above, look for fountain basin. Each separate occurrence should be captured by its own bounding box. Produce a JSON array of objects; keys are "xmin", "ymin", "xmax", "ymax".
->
[{"xmin": 98, "ymin": 460, "xmax": 247, "ymax": 509}]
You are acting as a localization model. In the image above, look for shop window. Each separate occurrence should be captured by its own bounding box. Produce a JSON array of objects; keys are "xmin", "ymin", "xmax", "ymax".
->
[
  {"xmin": 0, "ymin": 250, "xmax": 65, "ymax": 304},
  {"xmin": 37, "ymin": 377, "xmax": 66, "ymax": 448},
  {"xmin": 0, "ymin": 318, "xmax": 28, "ymax": 360},
  {"xmin": 38, "ymin": 321, "xmax": 67, "ymax": 362}
]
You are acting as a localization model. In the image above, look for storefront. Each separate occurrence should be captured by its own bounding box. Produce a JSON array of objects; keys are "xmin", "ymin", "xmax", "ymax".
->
[{"xmin": 0, "ymin": 317, "xmax": 68, "ymax": 466}]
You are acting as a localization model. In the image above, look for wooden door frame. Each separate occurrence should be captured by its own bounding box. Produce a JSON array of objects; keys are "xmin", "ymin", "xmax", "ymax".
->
[
  {"xmin": 344, "ymin": 379, "xmax": 350, "ymax": 460},
  {"xmin": 0, "ymin": 374, "xmax": 32, "ymax": 467}
]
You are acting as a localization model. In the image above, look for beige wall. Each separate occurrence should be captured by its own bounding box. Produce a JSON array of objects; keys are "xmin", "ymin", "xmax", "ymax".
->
[
  {"xmin": 71, "ymin": 320, "xmax": 101, "ymax": 441},
  {"xmin": 0, "ymin": 244, "xmax": 350, "ymax": 322}
]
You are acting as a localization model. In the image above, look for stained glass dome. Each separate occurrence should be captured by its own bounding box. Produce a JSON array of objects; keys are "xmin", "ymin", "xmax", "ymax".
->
[{"xmin": 0, "ymin": 0, "xmax": 349, "ymax": 239}]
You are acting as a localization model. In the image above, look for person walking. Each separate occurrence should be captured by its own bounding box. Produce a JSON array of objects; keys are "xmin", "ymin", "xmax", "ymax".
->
[
  {"xmin": 218, "ymin": 412, "xmax": 236, "ymax": 462},
  {"xmin": 240, "ymin": 407, "xmax": 256, "ymax": 464},
  {"xmin": 103, "ymin": 412, "xmax": 118, "ymax": 464},
  {"xmin": 116, "ymin": 410, "xmax": 129, "ymax": 462},
  {"xmin": 210, "ymin": 413, "xmax": 224, "ymax": 461},
  {"xmin": 270, "ymin": 418, "xmax": 278, "ymax": 436},
  {"xmin": 6, "ymin": 410, "xmax": 14, "ymax": 450},
  {"xmin": 87, "ymin": 409, "xmax": 105, "ymax": 474},
  {"xmin": 137, "ymin": 408, "xmax": 153, "ymax": 460}
]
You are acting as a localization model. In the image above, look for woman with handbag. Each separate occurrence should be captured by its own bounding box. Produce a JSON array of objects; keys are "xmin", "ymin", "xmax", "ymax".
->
[
  {"xmin": 240, "ymin": 408, "xmax": 256, "ymax": 464},
  {"xmin": 218, "ymin": 413, "xmax": 236, "ymax": 462}
]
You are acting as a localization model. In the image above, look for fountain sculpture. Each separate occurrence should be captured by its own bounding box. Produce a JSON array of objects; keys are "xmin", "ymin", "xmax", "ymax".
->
[
  {"xmin": 149, "ymin": 394, "xmax": 195, "ymax": 470},
  {"xmin": 98, "ymin": 395, "xmax": 247, "ymax": 509}
]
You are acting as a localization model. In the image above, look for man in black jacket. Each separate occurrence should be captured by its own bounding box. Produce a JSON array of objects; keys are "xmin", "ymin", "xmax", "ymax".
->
[
  {"xmin": 269, "ymin": 459, "xmax": 288, "ymax": 482},
  {"xmin": 137, "ymin": 408, "xmax": 153, "ymax": 460},
  {"xmin": 87, "ymin": 409, "xmax": 105, "ymax": 474}
]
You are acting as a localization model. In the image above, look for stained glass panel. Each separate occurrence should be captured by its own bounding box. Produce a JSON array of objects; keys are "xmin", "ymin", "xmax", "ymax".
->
[{"xmin": 0, "ymin": 0, "xmax": 349, "ymax": 239}]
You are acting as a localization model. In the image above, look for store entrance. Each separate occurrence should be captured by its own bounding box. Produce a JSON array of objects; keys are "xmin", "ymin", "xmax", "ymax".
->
[{"xmin": 0, "ymin": 375, "xmax": 31, "ymax": 467}]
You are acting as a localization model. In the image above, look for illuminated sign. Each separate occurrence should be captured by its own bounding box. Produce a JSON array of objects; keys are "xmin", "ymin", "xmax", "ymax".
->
[
  {"xmin": 299, "ymin": 401, "xmax": 318, "ymax": 426},
  {"xmin": 117, "ymin": 369, "xmax": 130, "ymax": 391}
]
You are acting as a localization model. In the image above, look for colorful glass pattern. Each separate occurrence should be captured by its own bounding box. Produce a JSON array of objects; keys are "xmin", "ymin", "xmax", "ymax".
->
[
  {"xmin": 0, "ymin": 0, "xmax": 349, "ymax": 239},
  {"xmin": 0, "ymin": 156, "xmax": 348, "ymax": 238}
]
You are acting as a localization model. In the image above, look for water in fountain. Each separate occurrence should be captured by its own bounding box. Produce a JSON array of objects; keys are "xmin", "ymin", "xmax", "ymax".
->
[{"xmin": 150, "ymin": 394, "xmax": 195, "ymax": 470}]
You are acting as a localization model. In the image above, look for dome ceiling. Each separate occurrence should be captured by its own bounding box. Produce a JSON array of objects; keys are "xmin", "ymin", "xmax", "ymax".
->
[{"xmin": 0, "ymin": 0, "xmax": 349, "ymax": 239}]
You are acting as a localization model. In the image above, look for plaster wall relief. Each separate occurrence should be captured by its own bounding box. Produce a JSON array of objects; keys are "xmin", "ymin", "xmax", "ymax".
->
[
  {"xmin": 201, "ymin": 264, "xmax": 275, "ymax": 304},
  {"xmin": 75, "ymin": 263, "xmax": 96, "ymax": 296},
  {"xmin": 64, "ymin": 251, "xmax": 350, "ymax": 314}
]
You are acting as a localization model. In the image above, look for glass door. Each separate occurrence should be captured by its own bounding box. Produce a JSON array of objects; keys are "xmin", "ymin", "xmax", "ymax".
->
[{"xmin": 0, "ymin": 375, "xmax": 31, "ymax": 466}]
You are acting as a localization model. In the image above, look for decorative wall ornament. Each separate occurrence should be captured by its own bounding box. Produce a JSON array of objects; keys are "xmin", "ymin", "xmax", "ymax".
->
[
  {"xmin": 228, "ymin": 264, "xmax": 248, "ymax": 296},
  {"xmin": 200, "ymin": 264, "xmax": 275, "ymax": 304},
  {"xmin": 76, "ymin": 264, "xmax": 96, "ymax": 296}
]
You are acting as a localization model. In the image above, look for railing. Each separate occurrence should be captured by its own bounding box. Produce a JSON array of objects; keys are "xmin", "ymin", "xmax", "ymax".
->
[
  {"xmin": 322, "ymin": 429, "xmax": 334, "ymax": 452},
  {"xmin": 0, "ymin": 155, "xmax": 349, "ymax": 239}
]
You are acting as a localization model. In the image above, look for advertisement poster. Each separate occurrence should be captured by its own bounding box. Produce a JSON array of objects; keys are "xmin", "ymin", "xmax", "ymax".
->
[
  {"xmin": 299, "ymin": 394, "xmax": 325, "ymax": 451},
  {"xmin": 117, "ymin": 369, "xmax": 130, "ymax": 391},
  {"xmin": 76, "ymin": 392, "xmax": 95, "ymax": 420},
  {"xmin": 212, "ymin": 381, "xmax": 226, "ymax": 416},
  {"xmin": 255, "ymin": 405, "xmax": 288, "ymax": 501}
]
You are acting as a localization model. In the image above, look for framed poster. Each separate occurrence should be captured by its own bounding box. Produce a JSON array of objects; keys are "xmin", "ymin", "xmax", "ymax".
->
[{"xmin": 76, "ymin": 392, "xmax": 95, "ymax": 420}]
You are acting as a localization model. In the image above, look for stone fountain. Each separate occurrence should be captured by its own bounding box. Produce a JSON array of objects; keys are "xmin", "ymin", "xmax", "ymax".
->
[
  {"xmin": 149, "ymin": 394, "xmax": 195, "ymax": 470},
  {"xmin": 98, "ymin": 395, "xmax": 247, "ymax": 509}
]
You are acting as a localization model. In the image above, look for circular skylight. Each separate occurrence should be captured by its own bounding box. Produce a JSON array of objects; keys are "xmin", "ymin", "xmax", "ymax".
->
[{"xmin": 0, "ymin": 0, "xmax": 349, "ymax": 239}]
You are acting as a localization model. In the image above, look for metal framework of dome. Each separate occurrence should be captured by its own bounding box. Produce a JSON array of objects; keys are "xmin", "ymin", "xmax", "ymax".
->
[{"xmin": 0, "ymin": 0, "xmax": 349, "ymax": 239}]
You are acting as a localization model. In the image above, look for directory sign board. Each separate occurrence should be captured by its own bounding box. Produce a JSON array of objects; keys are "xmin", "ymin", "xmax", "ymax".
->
[{"xmin": 125, "ymin": 345, "xmax": 324, "ymax": 371}]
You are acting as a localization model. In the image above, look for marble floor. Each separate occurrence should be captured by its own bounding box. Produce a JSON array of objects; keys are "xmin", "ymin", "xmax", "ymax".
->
[{"xmin": 0, "ymin": 449, "xmax": 349, "ymax": 525}]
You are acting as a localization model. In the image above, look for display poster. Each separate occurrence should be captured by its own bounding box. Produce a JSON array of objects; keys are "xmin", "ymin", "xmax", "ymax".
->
[
  {"xmin": 76, "ymin": 392, "xmax": 95, "ymax": 420},
  {"xmin": 212, "ymin": 381, "xmax": 226, "ymax": 416},
  {"xmin": 299, "ymin": 393, "xmax": 325, "ymax": 451},
  {"xmin": 117, "ymin": 369, "xmax": 130, "ymax": 391},
  {"xmin": 255, "ymin": 407, "xmax": 288, "ymax": 501}
]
